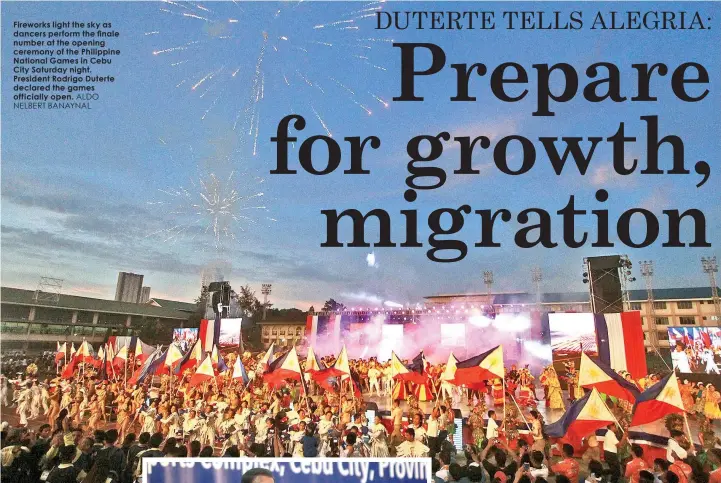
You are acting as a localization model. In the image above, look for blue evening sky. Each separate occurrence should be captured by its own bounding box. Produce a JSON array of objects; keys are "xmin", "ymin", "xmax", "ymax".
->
[{"xmin": 2, "ymin": 2, "xmax": 720, "ymax": 309}]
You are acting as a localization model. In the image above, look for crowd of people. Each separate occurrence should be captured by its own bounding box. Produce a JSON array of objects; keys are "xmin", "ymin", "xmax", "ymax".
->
[{"xmin": 1, "ymin": 349, "xmax": 720, "ymax": 483}]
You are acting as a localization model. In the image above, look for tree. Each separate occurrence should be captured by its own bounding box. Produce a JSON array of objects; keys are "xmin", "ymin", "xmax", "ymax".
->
[
  {"xmin": 236, "ymin": 285, "xmax": 263, "ymax": 317},
  {"xmin": 233, "ymin": 285, "xmax": 265, "ymax": 349},
  {"xmin": 137, "ymin": 319, "xmax": 173, "ymax": 345},
  {"xmin": 322, "ymin": 299, "xmax": 346, "ymax": 312},
  {"xmin": 308, "ymin": 305, "xmax": 315, "ymax": 314}
]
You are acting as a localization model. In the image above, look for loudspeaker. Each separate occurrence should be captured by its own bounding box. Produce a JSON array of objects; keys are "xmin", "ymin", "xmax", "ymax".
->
[
  {"xmin": 206, "ymin": 281, "xmax": 231, "ymax": 317},
  {"xmin": 586, "ymin": 255, "xmax": 623, "ymax": 314}
]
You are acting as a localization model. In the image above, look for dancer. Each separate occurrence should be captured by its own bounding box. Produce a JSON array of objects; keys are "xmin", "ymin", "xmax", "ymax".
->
[
  {"xmin": 370, "ymin": 415, "xmax": 390, "ymax": 457},
  {"xmin": 545, "ymin": 366, "xmax": 565, "ymax": 410},
  {"xmin": 368, "ymin": 363, "xmax": 382, "ymax": 397},
  {"xmin": 704, "ymin": 384, "xmax": 721, "ymax": 420},
  {"xmin": 703, "ymin": 348, "xmax": 720, "ymax": 374}
]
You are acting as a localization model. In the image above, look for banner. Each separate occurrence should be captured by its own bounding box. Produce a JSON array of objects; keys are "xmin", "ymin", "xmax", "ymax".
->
[{"xmin": 144, "ymin": 458, "xmax": 431, "ymax": 483}]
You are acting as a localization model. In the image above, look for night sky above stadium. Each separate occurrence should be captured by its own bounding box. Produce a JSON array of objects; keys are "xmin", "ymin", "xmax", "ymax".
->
[{"xmin": 2, "ymin": 2, "xmax": 719, "ymax": 309}]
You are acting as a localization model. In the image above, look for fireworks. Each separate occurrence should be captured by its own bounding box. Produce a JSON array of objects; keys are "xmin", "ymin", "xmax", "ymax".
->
[
  {"xmin": 150, "ymin": 1, "xmax": 392, "ymax": 152},
  {"xmin": 147, "ymin": 143, "xmax": 275, "ymax": 251}
]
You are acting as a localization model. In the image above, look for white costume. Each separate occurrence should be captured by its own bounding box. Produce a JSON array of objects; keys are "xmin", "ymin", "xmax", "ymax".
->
[
  {"xmin": 704, "ymin": 350, "xmax": 720, "ymax": 374},
  {"xmin": 396, "ymin": 439, "xmax": 429, "ymax": 457},
  {"xmin": 368, "ymin": 367, "xmax": 382, "ymax": 396},
  {"xmin": 289, "ymin": 430, "xmax": 304, "ymax": 457},
  {"xmin": 15, "ymin": 387, "xmax": 32, "ymax": 426},
  {"xmin": 30, "ymin": 384, "xmax": 42, "ymax": 419},
  {"xmin": 370, "ymin": 423, "xmax": 389, "ymax": 457},
  {"xmin": 383, "ymin": 367, "xmax": 393, "ymax": 394},
  {"xmin": 197, "ymin": 414, "xmax": 217, "ymax": 447},
  {"xmin": 671, "ymin": 349, "xmax": 691, "ymax": 373},
  {"xmin": 141, "ymin": 408, "xmax": 157, "ymax": 435},
  {"xmin": 182, "ymin": 414, "xmax": 198, "ymax": 439},
  {"xmin": 0, "ymin": 377, "xmax": 8, "ymax": 406},
  {"xmin": 162, "ymin": 412, "xmax": 181, "ymax": 437},
  {"xmin": 41, "ymin": 384, "xmax": 50, "ymax": 413}
]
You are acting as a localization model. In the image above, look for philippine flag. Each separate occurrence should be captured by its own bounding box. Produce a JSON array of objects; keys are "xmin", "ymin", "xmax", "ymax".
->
[
  {"xmin": 189, "ymin": 354, "xmax": 216, "ymax": 387},
  {"xmin": 578, "ymin": 352, "xmax": 640, "ymax": 402},
  {"xmin": 546, "ymin": 388, "xmax": 616, "ymax": 447},
  {"xmin": 451, "ymin": 345, "xmax": 504, "ymax": 386},
  {"xmin": 304, "ymin": 346, "xmax": 325, "ymax": 373},
  {"xmin": 175, "ymin": 340, "xmax": 204, "ymax": 375},
  {"xmin": 264, "ymin": 347, "xmax": 303, "ymax": 386},
  {"xmin": 630, "ymin": 373, "xmax": 685, "ymax": 427}
]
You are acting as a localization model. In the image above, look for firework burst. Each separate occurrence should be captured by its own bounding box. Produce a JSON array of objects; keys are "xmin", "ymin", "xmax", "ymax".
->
[
  {"xmin": 147, "ymin": 142, "xmax": 275, "ymax": 251},
  {"xmin": 149, "ymin": 1, "xmax": 392, "ymax": 153}
]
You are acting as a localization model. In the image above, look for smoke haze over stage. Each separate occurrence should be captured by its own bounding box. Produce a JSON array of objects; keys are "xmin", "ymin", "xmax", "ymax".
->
[{"xmin": 307, "ymin": 310, "xmax": 552, "ymax": 373}]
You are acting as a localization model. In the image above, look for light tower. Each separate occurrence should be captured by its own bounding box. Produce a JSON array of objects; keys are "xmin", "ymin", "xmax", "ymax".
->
[
  {"xmin": 701, "ymin": 256, "xmax": 720, "ymax": 323},
  {"xmin": 638, "ymin": 260, "xmax": 669, "ymax": 370},
  {"xmin": 261, "ymin": 283, "xmax": 272, "ymax": 321},
  {"xmin": 531, "ymin": 267, "xmax": 542, "ymax": 306},
  {"xmin": 619, "ymin": 255, "xmax": 635, "ymax": 311},
  {"xmin": 639, "ymin": 261, "xmax": 656, "ymax": 346},
  {"xmin": 483, "ymin": 270, "xmax": 494, "ymax": 312}
]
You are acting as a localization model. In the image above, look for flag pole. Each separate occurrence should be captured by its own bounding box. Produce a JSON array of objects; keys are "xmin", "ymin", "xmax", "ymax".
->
[
  {"xmin": 509, "ymin": 392, "xmax": 530, "ymax": 429},
  {"xmin": 502, "ymin": 378, "xmax": 507, "ymax": 423},
  {"xmin": 682, "ymin": 411, "xmax": 694, "ymax": 446}
]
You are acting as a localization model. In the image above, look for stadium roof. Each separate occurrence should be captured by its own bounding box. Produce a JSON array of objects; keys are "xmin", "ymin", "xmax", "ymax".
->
[
  {"xmin": 148, "ymin": 298, "xmax": 197, "ymax": 313},
  {"xmin": 1, "ymin": 287, "xmax": 191, "ymax": 320},
  {"xmin": 425, "ymin": 287, "xmax": 720, "ymax": 304}
]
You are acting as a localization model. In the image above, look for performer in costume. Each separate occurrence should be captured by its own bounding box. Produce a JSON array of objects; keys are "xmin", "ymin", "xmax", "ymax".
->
[
  {"xmin": 491, "ymin": 378, "xmax": 504, "ymax": 407},
  {"xmin": 545, "ymin": 366, "xmax": 565, "ymax": 411},
  {"xmin": 539, "ymin": 367, "xmax": 550, "ymax": 407},
  {"xmin": 370, "ymin": 415, "xmax": 390, "ymax": 457},
  {"xmin": 704, "ymin": 384, "xmax": 721, "ymax": 420},
  {"xmin": 563, "ymin": 362, "xmax": 579, "ymax": 402},
  {"xmin": 680, "ymin": 380, "xmax": 696, "ymax": 413},
  {"xmin": 467, "ymin": 402, "xmax": 486, "ymax": 448}
]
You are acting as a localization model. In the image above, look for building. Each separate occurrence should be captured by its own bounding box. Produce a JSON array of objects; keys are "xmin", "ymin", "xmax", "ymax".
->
[
  {"xmin": 424, "ymin": 287, "xmax": 721, "ymax": 350},
  {"xmin": 1, "ymin": 286, "xmax": 193, "ymax": 351},
  {"xmin": 258, "ymin": 319, "xmax": 307, "ymax": 350},
  {"xmin": 140, "ymin": 286, "xmax": 151, "ymax": 304},
  {"xmin": 115, "ymin": 272, "xmax": 144, "ymax": 303}
]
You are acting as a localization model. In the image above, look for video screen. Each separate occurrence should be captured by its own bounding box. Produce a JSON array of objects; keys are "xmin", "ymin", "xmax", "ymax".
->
[
  {"xmin": 172, "ymin": 328, "xmax": 198, "ymax": 353},
  {"xmin": 668, "ymin": 326, "xmax": 721, "ymax": 374},
  {"xmin": 219, "ymin": 318, "xmax": 243, "ymax": 347},
  {"xmin": 378, "ymin": 324, "xmax": 404, "ymax": 361},
  {"xmin": 441, "ymin": 323, "xmax": 466, "ymax": 347},
  {"xmin": 463, "ymin": 312, "xmax": 551, "ymax": 374},
  {"xmin": 548, "ymin": 313, "xmax": 598, "ymax": 360}
]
